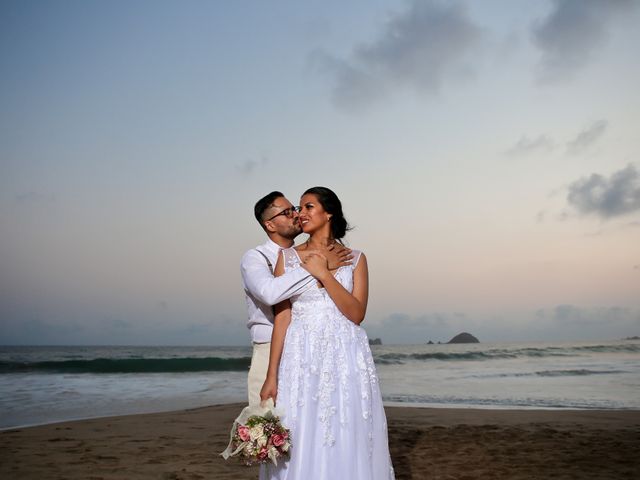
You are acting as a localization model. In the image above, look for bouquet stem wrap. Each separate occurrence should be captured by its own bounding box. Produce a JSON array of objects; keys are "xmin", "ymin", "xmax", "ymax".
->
[{"xmin": 221, "ymin": 399, "xmax": 290, "ymax": 466}]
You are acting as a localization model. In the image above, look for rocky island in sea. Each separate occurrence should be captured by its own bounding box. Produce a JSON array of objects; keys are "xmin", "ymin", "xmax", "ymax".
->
[
  {"xmin": 369, "ymin": 337, "xmax": 382, "ymax": 345},
  {"xmin": 447, "ymin": 332, "xmax": 480, "ymax": 344}
]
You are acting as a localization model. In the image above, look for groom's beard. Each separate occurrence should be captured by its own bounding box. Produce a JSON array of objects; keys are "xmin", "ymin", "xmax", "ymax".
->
[{"xmin": 283, "ymin": 221, "xmax": 303, "ymax": 240}]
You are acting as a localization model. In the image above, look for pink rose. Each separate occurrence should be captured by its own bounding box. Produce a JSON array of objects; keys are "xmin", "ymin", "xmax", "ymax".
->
[
  {"xmin": 258, "ymin": 446, "xmax": 268, "ymax": 460},
  {"xmin": 237, "ymin": 425, "xmax": 250, "ymax": 442},
  {"xmin": 271, "ymin": 434, "xmax": 285, "ymax": 447}
]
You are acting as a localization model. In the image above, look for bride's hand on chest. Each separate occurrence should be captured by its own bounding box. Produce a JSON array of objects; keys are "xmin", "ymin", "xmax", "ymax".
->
[{"xmin": 300, "ymin": 252, "xmax": 331, "ymax": 281}]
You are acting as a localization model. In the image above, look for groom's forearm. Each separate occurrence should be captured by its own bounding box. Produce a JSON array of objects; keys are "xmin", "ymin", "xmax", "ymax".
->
[
  {"xmin": 259, "ymin": 268, "xmax": 314, "ymax": 305},
  {"xmin": 242, "ymin": 260, "xmax": 313, "ymax": 305}
]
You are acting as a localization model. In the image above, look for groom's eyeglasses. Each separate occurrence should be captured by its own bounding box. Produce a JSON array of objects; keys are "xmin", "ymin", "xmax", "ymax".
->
[{"xmin": 266, "ymin": 206, "xmax": 301, "ymax": 221}]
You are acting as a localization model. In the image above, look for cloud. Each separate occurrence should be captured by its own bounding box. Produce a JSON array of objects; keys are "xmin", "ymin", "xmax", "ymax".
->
[
  {"xmin": 315, "ymin": 0, "xmax": 485, "ymax": 111},
  {"xmin": 367, "ymin": 307, "xmax": 640, "ymax": 343},
  {"xmin": 566, "ymin": 119, "xmax": 607, "ymax": 154},
  {"xmin": 236, "ymin": 156, "xmax": 269, "ymax": 176},
  {"xmin": 532, "ymin": 0, "xmax": 635, "ymax": 83},
  {"xmin": 567, "ymin": 163, "xmax": 640, "ymax": 219},
  {"xmin": 365, "ymin": 311, "xmax": 468, "ymax": 344},
  {"xmin": 538, "ymin": 304, "xmax": 638, "ymax": 327},
  {"xmin": 0, "ymin": 318, "xmax": 86, "ymax": 345},
  {"xmin": 167, "ymin": 315, "xmax": 246, "ymax": 345},
  {"xmin": 0, "ymin": 312, "xmax": 248, "ymax": 346},
  {"xmin": 531, "ymin": 305, "xmax": 640, "ymax": 341},
  {"xmin": 103, "ymin": 318, "xmax": 132, "ymax": 330},
  {"xmin": 583, "ymin": 228, "xmax": 604, "ymax": 238},
  {"xmin": 505, "ymin": 135, "xmax": 555, "ymax": 157},
  {"xmin": 14, "ymin": 192, "xmax": 56, "ymax": 205},
  {"xmin": 505, "ymin": 121, "xmax": 607, "ymax": 158}
]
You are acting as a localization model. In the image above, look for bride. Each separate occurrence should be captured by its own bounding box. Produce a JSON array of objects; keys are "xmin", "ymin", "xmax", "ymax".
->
[{"xmin": 260, "ymin": 186, "xmax": 395, "ymax": 479}]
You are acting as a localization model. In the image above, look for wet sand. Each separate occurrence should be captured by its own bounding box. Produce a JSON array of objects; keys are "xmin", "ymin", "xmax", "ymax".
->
[{"xmin": 1, "ymin": 403, "xmax": 639, "ymax": 479}]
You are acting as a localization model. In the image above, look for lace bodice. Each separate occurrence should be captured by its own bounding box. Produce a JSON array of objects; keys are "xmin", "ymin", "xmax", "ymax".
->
[{"xmin": 282, "ymin": 247, "xmax": 362, "ymax": 321}]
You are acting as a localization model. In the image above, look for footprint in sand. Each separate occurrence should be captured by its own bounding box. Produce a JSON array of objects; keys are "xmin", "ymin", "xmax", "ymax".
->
[
  {"xmin": 95, "ymin": 455, "xmax": 119, "ymax": 461},
  {"xmin": 47, "ymin": 437, "xmax": 75, "ymax": 442},
  {"xmin": 160, "ymin": 473, "xmax": 180, "ymax": 480}
]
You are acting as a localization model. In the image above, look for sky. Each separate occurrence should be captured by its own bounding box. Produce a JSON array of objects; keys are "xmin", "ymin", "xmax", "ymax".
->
[{"xmin": 1, "ymin": 0, "xmax": 639, "ymax": 346}]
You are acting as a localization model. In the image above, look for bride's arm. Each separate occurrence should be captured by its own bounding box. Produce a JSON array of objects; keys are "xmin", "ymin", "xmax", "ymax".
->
[
  {"xmin": 305, "ymin": 252, "xmax": 369, "ymax": 325},
  {"xmin": 260, "ymin": 252, "xmax": 291, "ymax": 405}
]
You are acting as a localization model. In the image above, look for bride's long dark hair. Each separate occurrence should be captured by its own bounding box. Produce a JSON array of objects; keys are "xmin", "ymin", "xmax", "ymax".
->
[{"xmin": 303, "ymin": 186, "xmax": 351, "ymax": 241}]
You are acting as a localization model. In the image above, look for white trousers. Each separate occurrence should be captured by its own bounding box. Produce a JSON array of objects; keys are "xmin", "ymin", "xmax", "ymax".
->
[{"xmin": 248, "ymin": 342, "xmax": 270, "ymax": 407}]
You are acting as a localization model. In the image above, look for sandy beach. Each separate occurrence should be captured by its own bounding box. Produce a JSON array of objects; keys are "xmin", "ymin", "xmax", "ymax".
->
[{"xmin": 1, "ymin": 404, "xmax": 639, "ymax": 479}]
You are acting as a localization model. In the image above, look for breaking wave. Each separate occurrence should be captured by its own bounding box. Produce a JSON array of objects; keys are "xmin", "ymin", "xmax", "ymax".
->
[
  {"xmin": 373, "ymin": 343, "xmax": 640, "ymax": 365},
  {"xmin": 0, "ymin": 357, "xmax": 252, "ymax": 374}
]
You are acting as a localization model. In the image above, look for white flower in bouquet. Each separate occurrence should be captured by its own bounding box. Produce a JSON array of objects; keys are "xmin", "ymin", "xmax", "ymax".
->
[
  {"xmin": 250, "ymin": 424, "xmax": 264, "ymax": 441},
  {"xmin": 257, "ymin": 435, "xmax": 268, "ymax": 449}
]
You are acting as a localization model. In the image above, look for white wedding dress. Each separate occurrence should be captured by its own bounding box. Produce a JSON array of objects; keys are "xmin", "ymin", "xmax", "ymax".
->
[{"xmin": 260, "ymin": 248, "xmax": 395, "ymax": 480}]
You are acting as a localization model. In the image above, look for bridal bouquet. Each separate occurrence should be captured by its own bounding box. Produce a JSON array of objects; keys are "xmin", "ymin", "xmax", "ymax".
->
[{"xmin": 221, "ymin": 401, "xmax": 291, "ymax": 466}]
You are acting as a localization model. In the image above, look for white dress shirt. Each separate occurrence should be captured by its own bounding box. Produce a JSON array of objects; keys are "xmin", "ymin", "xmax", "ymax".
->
[{"xmin": 240, "ymin": 238, "xmax": 314, "ymax": 343}]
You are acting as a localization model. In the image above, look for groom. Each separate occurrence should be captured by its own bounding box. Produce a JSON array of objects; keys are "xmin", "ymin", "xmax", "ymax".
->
[{"xmin": 240, "ymin": 191, "xmax": 351, "ymax": 406}]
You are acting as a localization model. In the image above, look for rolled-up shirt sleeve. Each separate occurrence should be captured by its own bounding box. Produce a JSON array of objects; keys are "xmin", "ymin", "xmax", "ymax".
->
[{"xmin": 241, "ymin": 250, "xmax": 314, "ymax": 306}]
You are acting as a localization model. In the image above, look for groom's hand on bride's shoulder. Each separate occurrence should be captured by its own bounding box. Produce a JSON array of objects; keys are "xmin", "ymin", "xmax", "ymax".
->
[{"xmin": 326, "ymin": 243, "xmax": 353, "ymax": 270}]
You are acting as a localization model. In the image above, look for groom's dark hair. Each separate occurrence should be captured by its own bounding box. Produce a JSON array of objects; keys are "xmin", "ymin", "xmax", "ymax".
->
[{"xmin": 254, "ymin": 191, "xmax": 285, "ymax": 228}]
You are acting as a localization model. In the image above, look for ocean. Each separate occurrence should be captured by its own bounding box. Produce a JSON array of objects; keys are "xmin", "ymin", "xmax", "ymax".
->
[{"xmin": 1, "ymin": 340, "xmax": 639, "ymax": 429}]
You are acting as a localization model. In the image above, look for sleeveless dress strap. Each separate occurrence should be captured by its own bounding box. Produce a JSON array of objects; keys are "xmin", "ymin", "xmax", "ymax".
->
[
  {"xmin": 351, "ymin": 249, "xmax": 363, "ymax": 269},
  {"xmin": 281, "ymin": 247, "xmax": 301, "ymax": 272}
]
